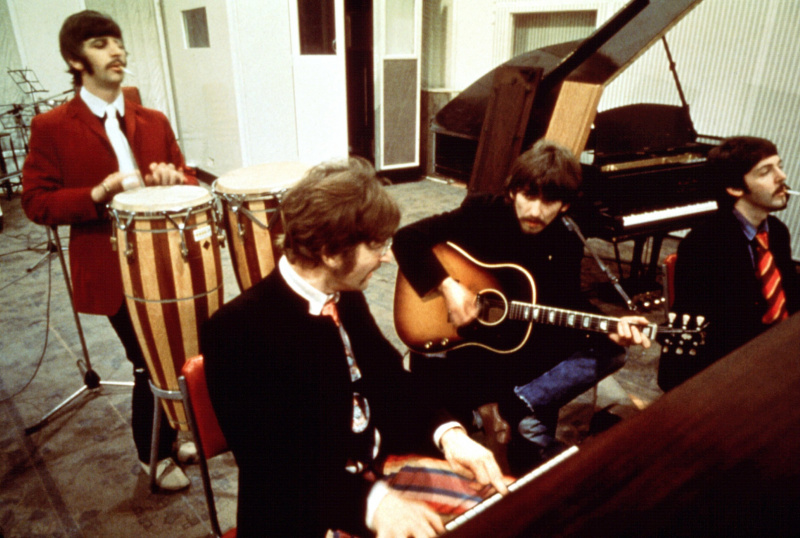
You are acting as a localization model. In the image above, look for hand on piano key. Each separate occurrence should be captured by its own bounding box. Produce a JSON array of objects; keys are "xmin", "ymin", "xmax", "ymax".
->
[{"xmin": 440, "ymin": 427, "xmax": 510, "ymax": 496}]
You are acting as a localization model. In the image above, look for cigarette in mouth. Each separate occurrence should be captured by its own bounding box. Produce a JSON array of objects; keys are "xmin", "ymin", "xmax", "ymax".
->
[{"xmin": 122, "ymin": 67, "xmax": 134, "ymax": 76}]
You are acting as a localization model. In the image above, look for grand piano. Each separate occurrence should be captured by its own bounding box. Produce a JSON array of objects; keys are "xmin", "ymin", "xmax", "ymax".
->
[
  {"xmin": 432, "ymin": 0, "xmax": 719, "ymax": 285},
  {"xmin": 444, "ymin": 312, "xmax": 800, "ymax": 536}
]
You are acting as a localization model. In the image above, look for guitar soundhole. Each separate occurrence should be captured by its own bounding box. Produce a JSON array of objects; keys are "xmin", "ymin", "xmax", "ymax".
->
[{"xmin": 477, "ymin": 290, "xmax": 507, "ymax": 326}]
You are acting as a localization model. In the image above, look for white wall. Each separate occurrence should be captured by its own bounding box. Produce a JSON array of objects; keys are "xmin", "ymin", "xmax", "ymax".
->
[
  {"xmin": 5, "ymin": 0, "xmax": 83, "ymax": 100},
  {"xmin": 227, "ymin": 0, "xmax": 298, "ymax": 166}
]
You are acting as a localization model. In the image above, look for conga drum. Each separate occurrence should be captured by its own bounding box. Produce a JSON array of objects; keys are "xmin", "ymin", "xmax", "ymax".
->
[
  {"xmin": 109, "ymin": 185, "xmax": 223, "ymax": 430},
  {"xmin": 213, "ymin": 162, "xmax": 310, "ymax": 291}
]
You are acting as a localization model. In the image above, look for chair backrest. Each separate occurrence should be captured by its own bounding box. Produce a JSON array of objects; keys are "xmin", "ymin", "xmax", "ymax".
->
[
  {"xmin": 662, "ymin": 252, "xmax": 678, "ymax": 310},
  {"xmin": 180, "ymin": 355, "xmax": 228, "ymax": 458},
  {"xmin": 180, "ymin": 355, "xmax": 232, "ymax": 537},
  {"xmin": 121, "ymin": 86, "xmax": 142, "ymax": 105}
]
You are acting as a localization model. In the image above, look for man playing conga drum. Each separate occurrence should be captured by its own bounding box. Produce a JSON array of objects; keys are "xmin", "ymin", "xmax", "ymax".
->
[
  {"xmin": 22, "ymin": 10, "xmax": 197, "ymax": 490},
  {"xmin": 201, "ymin": 158, "xmax": 508, "ymax": 537}
]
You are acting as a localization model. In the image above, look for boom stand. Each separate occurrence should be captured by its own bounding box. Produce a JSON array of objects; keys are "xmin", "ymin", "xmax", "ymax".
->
[{"xmin": 25, "ymin": 225, "xmax": 133, "ymax": 435}]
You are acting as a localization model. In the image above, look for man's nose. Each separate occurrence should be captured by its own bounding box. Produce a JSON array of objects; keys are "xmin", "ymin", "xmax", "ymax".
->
[{"xmin": 527, "ymin": 199, "xmax": 542, "ymax": 217}]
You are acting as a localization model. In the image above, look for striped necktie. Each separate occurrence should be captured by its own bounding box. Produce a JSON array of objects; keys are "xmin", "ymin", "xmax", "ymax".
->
[{"xmin": 754, "ymin": 231, "xmax": 789, "ymax": 324}]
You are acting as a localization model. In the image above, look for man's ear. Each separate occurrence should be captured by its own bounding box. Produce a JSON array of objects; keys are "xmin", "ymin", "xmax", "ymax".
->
[
  {"xmin": 67, "ymin": 58, "xmax": 85, "ymax": 72},
  {"xmin": 726, "ymin": 186, "xmax": 744, "ymax": 199},
  {"xmin": 321, "ymin": 252, "xmax": 342, "ymax": 270}
]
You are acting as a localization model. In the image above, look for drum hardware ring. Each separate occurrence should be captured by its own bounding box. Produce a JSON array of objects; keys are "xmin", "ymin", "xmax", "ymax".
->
[
  {"xmin": 109, "ymin": 208, "xmax": 137, "ymax": 261},
  {"xmin": 165, "ymin": 211, "xmax": 191, "ymax": 260},
  {"xmin": 212, "ymin": 201, "xmax": 227, "ymax": 247}
]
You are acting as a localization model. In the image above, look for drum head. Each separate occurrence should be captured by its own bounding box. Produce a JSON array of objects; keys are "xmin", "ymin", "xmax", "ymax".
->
[
  {"xmin": 213, "ymin": 162, "xmax": 310, "ymax": 195},
  {"xmin": 110, "ymin": 185, "xmax": 212, "ymax": 212}
]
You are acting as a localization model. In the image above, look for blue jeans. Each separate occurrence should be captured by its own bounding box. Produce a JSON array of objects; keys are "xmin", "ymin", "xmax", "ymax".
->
[{"xmin": 513, "ymin": 348, "xmax": 624, "ymax": 446}]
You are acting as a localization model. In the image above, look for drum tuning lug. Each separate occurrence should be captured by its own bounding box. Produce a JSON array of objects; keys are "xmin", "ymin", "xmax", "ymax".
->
[
  {"xmin": 440, "ymin": 338, "xmax": 449, "ymax": 346},
  {"xmin": 424, "ymin": 341, "xmax": 433, "ymax": 350},
  {"xmin": 125, "ymin": 243, "xmax": 134, "ymax": 262},
  {"xmin": 110, "ymin": 236, "xmax": 117, "ymax": 251}
]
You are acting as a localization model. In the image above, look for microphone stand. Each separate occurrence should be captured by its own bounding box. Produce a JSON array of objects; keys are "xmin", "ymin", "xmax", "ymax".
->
[
  {"xmin": 562, "ymin": 215, "xmax": 637, "ymax": 312},
  {"xmin": 24, "ymin": 225, "xmax": 133, "ymax": 435}
]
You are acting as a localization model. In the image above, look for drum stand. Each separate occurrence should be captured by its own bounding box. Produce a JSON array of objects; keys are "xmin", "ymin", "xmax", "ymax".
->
[{"xmin": 24, "ymin": 225, "xmax": 133, "ymax": 435}]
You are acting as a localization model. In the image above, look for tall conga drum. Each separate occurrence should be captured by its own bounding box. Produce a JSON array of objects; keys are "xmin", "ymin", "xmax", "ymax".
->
[
  {"xmin": 213, "ymin": 162, "xmax": 310, "ymax": 291},
  {"xmin": 109, "ymin": 185, "xmax": 223, "ymax": 430}
]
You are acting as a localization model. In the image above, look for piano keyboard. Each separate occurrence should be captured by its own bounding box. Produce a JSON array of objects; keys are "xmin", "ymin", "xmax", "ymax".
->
[
  {"xmin": 621, "ymin": 200, "xmax": 717, "ymax": 228},
  {"xmin": 444, "ymin": 445, "xmax": 580, "ymax": 532}
]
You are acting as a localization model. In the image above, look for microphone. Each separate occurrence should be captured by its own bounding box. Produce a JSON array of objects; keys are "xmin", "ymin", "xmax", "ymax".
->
[{"xmin": 561, "ymin": 215, "xmax": 636, "ymax": 311}]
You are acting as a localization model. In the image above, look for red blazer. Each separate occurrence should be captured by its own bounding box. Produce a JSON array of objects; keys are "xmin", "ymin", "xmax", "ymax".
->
[{"xmin": 22, "ymin": 95, "xmax": 197, "ymax": 315}]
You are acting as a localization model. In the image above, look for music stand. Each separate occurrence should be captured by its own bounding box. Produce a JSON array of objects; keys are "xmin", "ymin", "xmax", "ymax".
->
[{"xmin": 25, "ymin": 225, "xmax": 133, "ymax": 435}]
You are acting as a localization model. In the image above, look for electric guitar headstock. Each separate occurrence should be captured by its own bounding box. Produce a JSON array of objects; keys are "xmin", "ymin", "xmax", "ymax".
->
[{"xmin": 657, "ymin": 312, "xmax": 709, "ymax": 358}]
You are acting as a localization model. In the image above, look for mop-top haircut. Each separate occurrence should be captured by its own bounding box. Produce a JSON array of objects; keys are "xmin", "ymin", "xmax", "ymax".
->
[{"xmin": 59, "ymin": 10, "xmax": 123, "ymax": 88}]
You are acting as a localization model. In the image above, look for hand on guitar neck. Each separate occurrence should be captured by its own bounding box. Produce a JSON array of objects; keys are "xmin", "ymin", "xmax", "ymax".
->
[{"xmin": 395, "ymin": 242, "xmax": 707, "ymax": 355}]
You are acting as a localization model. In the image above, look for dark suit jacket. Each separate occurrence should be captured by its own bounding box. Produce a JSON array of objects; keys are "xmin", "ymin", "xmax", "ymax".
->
[
  {"xmin": 659, "ymin": 210, "xmax": 800, "ymax": 390},
  {"xmin": 22, "ymin": 95, "xmax": 195, "ymax": 315},
  {"xmin": 201, "ymin": 269, "xmax": 450, "ymax": 537},
  {"xmin": 392, "ymin": 194, "xmax": 620, "ymax": 420}
]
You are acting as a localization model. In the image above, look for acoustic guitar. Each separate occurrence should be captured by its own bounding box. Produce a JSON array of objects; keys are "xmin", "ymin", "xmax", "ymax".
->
[{"xmin": 393, "ymin": 242, "xmax": 706, "ymax": 355}]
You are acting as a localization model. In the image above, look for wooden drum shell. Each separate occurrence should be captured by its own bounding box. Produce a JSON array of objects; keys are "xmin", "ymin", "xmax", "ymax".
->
[
  {"xmin": 213, "ymin": 162, "xmax": 309, "ymax": 291},
  {"xmin": 111, "ymin": 186, "xmax": 223, "ymax": 431}
]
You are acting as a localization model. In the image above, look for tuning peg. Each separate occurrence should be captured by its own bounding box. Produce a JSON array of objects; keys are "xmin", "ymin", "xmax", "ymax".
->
[
  {"xmin": 696, "ymin": 315, "xmax": 705, "ymax": 328},
  {"xmin": 668, "ymin": 312, "xmax": 677, "ymax": 327},
  {"xmin": 688, "ymin": 348, "xmax": 697, "ymax": 356},
  {"xmin": 682, "ymin": 314, "xmax": 690, "ymax": 328}
]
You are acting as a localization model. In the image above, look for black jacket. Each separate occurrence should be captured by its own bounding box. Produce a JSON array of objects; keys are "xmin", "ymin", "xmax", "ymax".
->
[
  {"xmin": 201, "ymin": 269, "xmax": 449, "ymax": 536},
  {"xmin": 659, "ymin": 210, "xmax": 800, "ymax": 390}
]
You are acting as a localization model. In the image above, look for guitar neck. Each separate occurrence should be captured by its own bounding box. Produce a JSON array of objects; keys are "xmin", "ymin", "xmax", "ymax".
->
[{"xmin": 509, "ymin": 302, "xmax": 658, "ymax": 339}]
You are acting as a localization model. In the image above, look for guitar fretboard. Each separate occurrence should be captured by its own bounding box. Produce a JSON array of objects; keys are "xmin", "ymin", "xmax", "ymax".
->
[{"xmin": 508, "ymin": 302, "xmax": 657, "ymax": 339}]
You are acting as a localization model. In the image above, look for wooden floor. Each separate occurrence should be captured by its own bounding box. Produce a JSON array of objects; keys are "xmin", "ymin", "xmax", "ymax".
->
[{"xmin": 0, "ymin": 177, "xmax": 674, "ymax": 537}]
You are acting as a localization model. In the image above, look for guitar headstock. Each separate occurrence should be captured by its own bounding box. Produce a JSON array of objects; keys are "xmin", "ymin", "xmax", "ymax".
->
[{"xmin": 657, "ymin": 312, "xmax": 708, "ymax": 358}]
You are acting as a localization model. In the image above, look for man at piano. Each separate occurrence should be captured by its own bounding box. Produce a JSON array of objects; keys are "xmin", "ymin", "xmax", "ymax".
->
[
  {"xmin": 393, "ymin": 139, "xmax": 651, "ymax": 475},
  {"xmin": 201, "ymin": 158, "xmax": 508, "ymax": 537},
  {"xmin": 658, "ymin": 136, "xmax": 800, "ymax": 391}
]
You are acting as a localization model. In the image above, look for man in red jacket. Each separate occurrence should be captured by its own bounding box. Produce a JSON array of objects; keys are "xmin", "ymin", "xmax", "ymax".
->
[{"xmin": 22, "ymin": 10, "xmax": 197, "ymax": 490}]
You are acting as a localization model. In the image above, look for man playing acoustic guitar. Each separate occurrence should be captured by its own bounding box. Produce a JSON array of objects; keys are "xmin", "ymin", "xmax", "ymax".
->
[{"xmin": 393, "ymin": 139, "xmax": 650, "ymax": 475}]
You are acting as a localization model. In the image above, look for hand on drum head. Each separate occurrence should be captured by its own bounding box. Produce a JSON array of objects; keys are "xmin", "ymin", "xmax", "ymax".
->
[
  {"xmin": 91, "ymin": 170, "xmax": 142, "ymax": 203},
  {"xmin": 145, "ymin": 162, "xmax": 186, "ymax": 186}
]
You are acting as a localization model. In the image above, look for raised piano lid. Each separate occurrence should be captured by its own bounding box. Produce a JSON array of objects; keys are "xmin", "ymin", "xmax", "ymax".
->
[{"xmin": 433, "ymin": 0, "xmax": 704, "ymax": 142}]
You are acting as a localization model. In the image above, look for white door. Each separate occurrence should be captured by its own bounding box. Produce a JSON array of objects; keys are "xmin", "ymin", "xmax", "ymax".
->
[
  {"xmin": 160, "ymin": 0, "xmax": 242, "ymax": 176},
  {"xmin": 374, "ymin": 0, "xmax": 422, "ymax": 170},
  {"xmin": 288, "ymin": 0, "xmax": 349, "ymax": 164}
]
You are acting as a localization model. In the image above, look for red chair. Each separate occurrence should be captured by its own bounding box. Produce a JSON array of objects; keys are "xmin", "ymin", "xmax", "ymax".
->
[
  {"xmin": 662, "ymin": 253, "xmax": 678, "ymax": 311},
  {"xmin": 179, "ymin": 355, "xmax": 236, "ymax": 538}
]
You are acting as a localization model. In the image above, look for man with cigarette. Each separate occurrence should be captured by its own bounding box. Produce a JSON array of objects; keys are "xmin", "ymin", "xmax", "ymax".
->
[
  {"xmin": 658, "ymin": 136, "xmax": 800, "ymax": 390},
  {"xmin": 22, "ymin": 10, "xmax": 197, "ymax": 489}
]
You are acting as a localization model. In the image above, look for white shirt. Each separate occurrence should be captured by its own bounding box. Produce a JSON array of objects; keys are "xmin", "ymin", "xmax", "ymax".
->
[{"xmin": 80, "ymin": 86, "xmax": 126, "ymax": 120}]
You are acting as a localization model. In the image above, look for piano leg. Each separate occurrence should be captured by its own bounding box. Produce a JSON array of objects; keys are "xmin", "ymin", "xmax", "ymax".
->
[{"xmin": 630, "ymin": 234, "xmax": 665, "ymax": 280}]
